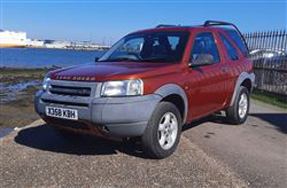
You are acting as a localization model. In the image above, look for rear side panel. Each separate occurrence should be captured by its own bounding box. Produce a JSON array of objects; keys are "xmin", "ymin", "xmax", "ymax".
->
[{"xmin": 217, "ymin": 30, "xmax": 254, "ymax": 107}]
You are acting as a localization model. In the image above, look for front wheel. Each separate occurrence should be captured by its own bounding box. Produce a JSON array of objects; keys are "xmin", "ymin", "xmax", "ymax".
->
[
  {"xmin": 226, "ymin": 86, "xmax": 250, "ymax": 125},
  {"xmin": 141, "ymin": 102, "xmax": 182, "ymax": 159}
]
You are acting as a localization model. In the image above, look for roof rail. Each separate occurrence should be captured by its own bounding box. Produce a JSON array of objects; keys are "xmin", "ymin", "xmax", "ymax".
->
[
  {"xmin": 203, "ymin": 20, "xmax": 249, "ymax": 53},
  {"xmin": 156, "ymin": 24, "xmax": 179, "ymax": 28}
]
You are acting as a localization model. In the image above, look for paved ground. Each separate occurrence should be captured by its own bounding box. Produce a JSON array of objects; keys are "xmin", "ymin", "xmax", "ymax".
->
[
  {"xmin": 0, "ymin": 100, "xmax": 286, "ymax": 187},
  {"xmin": 183, "ymin": 100, "xmax": 287, "ymax": 188}
]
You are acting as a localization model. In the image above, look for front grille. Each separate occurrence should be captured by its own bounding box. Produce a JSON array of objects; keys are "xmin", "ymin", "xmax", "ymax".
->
[
  {"xmin": 49, "ymin": 85, "xmax": 91, "ymax": 97},
  {"xmin": 42, "ymin": 99, "xmax": 89, "ymax": 107}
]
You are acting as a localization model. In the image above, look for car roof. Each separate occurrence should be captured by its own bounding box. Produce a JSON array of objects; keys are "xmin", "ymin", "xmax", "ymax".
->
[
  {"xmin": 128, "ymin": 20, "xmax": 244, "ymax": 35},
  {"xmin": 130, "ymin": 25, "xmax": 235, "ymax": 35}
]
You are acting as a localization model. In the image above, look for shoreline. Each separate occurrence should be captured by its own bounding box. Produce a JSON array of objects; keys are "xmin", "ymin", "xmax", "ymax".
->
[
  {"xmin": 0, "ymin": 68, "xmax": 48, "ymax": 128},
  {"xmin": 1, "ymin": 46, "xmax": 109, "ymax": 51}
]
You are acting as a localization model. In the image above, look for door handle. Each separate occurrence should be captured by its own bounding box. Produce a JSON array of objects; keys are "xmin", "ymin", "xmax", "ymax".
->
[{"xmin": 221, "ymin": 67, "xmax": 229, "ymax": 73}]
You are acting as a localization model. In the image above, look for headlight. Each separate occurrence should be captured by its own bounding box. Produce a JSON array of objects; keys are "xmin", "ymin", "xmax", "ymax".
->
[
  {"xmin": 101, "ymin": 79, "xmax": 143, "ymax": 97},
  {"xmin": 42, "ymin": 76, "xmax": 51, "ymax": 91}
]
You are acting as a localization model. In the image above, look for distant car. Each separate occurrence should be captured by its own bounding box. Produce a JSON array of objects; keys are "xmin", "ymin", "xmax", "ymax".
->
[
  {"xmin": 35, "ymin": 20, "xmax": 254, "ymax": 159},
  {"xmin": 250, "ymin": 49, "xmax": 286, "ymax": 69},
  {"xmin": 264, "ymin": 54, "xmax": 287, "ymax": 69},
  {"xmin": 249, "ymin": 49, "xmax": 285, "ymax": 60}
]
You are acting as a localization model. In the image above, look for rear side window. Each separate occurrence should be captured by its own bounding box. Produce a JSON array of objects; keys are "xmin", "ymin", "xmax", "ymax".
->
[
  {"xmin": 226, "ymin": 30, "xmax": 248, "ymax": 56},
  {"xmin": 190, "ymin": 32, "xmax": 220, "ymax": 63},
  {"xmin": 220, "ymin": 34, "xmax": 239, "ymax": 61}
]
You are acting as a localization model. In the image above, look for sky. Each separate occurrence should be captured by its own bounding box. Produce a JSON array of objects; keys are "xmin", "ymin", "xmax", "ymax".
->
[{"xmin": 0, "ymin": 0, "xmax": 286, "ymax": 44}]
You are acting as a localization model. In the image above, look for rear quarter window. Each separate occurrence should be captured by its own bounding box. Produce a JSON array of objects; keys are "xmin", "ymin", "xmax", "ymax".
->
[
  {"xmin": 220, "ymin": 34, "xmax": 239, "ymax": 61},
  {"xmin": 226, "ymin": 30, "xmax": 248, "ymax": 56}
]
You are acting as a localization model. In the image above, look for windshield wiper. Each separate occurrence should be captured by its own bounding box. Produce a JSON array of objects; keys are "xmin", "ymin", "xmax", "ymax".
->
[
  {"xmin": 141, "ymin": 56, "xmax": 168, "ymax": 62},
  {"xmin": 99, "ymin": 57, "xmax": 138, "ymax": 62}
]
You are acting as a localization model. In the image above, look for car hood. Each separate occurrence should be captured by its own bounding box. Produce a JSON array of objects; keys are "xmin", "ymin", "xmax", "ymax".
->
[{"xmin": 50, "ymin": 62, "xmax": 179, "ymax": 81}]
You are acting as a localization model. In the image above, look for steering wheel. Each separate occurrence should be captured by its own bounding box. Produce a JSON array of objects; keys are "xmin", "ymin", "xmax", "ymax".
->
[{"xmin": 127, "ymin": 52, "xmax": 142, "ymax": 60}]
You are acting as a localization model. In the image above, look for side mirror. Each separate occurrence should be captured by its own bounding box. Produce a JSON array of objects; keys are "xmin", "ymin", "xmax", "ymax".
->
[
  {"xmin": 95, "ymin": 57, "xmax": 100, "ymax": 62},
  {"xmin": 189, "ymin": 54, "xmax": 214, "ymax": 68}
]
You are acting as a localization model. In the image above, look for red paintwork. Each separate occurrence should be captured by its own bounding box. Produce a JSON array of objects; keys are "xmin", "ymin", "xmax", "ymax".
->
[{"xmin": 50, "ymin": 26, "xmax": 253, "ymax": 123}]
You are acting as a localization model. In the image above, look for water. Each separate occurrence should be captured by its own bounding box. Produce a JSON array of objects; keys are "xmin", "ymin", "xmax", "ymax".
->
[
  {"xmin": 0, "ymin": 80, "xmax": 42, "ymax": 103},
  {"xmin": 0, "ymin": 80, "xmax": 40, "ymax": 92},
  {"xmin": 0, "ymin": 48, "xmax": 106, "ymax": 103},
  {"xmin": 0, "ymin": 48, "xmax": 106, "ymax": 68}
]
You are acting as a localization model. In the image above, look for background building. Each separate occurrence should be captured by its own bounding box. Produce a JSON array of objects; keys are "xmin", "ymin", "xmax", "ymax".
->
[
  {"xmin": 26, "ymin": 39, "xmax": 45, "ymax": 48},
  {"xmin": 0, "ymin": 30, "xmax": 27, "ymax": 47}
]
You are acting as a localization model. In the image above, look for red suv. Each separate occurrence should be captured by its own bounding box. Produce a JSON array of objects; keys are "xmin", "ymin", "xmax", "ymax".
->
[{"xmin": 35, "ymin": 21, "xmax": 255, "ymax": 159}]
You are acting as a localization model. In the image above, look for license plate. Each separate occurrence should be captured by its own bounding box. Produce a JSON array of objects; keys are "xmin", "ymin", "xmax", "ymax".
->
[{"xmin": 46, "ymin": 106, "xmax": 78, "ymax": 120}]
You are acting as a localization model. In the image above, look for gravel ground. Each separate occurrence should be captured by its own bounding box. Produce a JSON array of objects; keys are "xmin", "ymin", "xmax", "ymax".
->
[
  {"xmin": 0, "ymin": 100, "xmax": 285, "ymax": 187},
  {"xmin": 0, "ymin": 119, "xmax": 247, "ymax": 187}
]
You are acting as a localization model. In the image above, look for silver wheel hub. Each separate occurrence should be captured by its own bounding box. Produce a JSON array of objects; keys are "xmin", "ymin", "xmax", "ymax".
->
[
  {"xmin": 158, "ymin": 112, "xmax": 178, "ymax": 150},
  {"xmin": 238, "ymin": 93, "xmax": 248, "ymax": 119}
]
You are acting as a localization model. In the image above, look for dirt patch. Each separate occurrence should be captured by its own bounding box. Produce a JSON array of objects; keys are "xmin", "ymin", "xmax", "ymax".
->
[{"xmin": 0, "ymin": 88, "xmax": 40, "ymax": 128}]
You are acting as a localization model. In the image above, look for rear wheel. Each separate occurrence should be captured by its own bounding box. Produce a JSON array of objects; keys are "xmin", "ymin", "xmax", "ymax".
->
[
  {"xmin": 141, "ymin": 102, "xmax": 182, "ymax": 159},
  {"xmin": 226, "ymin": 86, "xmax": 250, "ymax": 125}
]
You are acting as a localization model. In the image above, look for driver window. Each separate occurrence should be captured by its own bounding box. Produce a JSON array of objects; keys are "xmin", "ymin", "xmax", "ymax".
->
[{"xmin": 190, "ymin": 32, "xmax": 220, "ymax": 64}]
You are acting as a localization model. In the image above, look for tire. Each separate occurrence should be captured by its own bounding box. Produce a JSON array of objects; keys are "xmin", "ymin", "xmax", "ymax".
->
[
  {"xmin": 141, "ymin": 102, "xmax": 182, "ymax": 159},
  {"xmin": 226, "ymin": 86, "xmax": 250, "ymax": 125}
]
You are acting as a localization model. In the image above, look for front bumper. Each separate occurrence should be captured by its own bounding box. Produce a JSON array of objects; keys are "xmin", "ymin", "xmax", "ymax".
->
[{"xmin": 35, "ymin": 90, "xmax": 162, "ymax": 138}]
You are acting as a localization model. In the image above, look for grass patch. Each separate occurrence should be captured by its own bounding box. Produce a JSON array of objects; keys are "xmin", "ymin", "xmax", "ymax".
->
[
  {"xmin": 0, "ymin": 67, "xmax": 50, "ymax": 76},
  {"xmin": 0, "ymin": 67, "xmax": 51, "ymax": 84},
  {"xmin": 251, "ymin": 89, "xmax": 287, "ymax": 109}
]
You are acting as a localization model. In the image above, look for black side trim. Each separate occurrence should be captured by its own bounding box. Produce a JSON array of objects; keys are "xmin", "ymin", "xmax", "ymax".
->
[{"xmin": 46, "ymin": 117, "xmax": 90, "ymax": 130}]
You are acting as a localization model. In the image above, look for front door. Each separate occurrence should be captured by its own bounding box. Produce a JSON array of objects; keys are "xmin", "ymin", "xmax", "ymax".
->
[{"xmin": 186, "ymin": 32, "xmax": 228, "ymax": 120}]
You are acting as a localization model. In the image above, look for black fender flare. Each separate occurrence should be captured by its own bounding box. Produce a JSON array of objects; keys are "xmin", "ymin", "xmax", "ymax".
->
[{"xmin": 154, "ymin": 84, "xmax": 188, "ymax": 124}]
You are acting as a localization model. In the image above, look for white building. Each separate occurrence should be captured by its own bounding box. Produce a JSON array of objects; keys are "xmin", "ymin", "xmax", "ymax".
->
[
  {"xmin": 44, "ymin": 40, "xmax": 71, "ymax": 49},
  {"xmin": 0, "ymin": 30, "xmax": 27, "ymax": 47},
  {"xmin": 26, "ymin": 39, "xmax": 45, "ymax": 47}
]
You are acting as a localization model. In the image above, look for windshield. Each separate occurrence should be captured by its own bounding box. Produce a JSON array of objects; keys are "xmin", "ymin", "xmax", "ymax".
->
[{"xmin": 98, "ymin": 31, "xmax": 189, "ymax": 63}]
